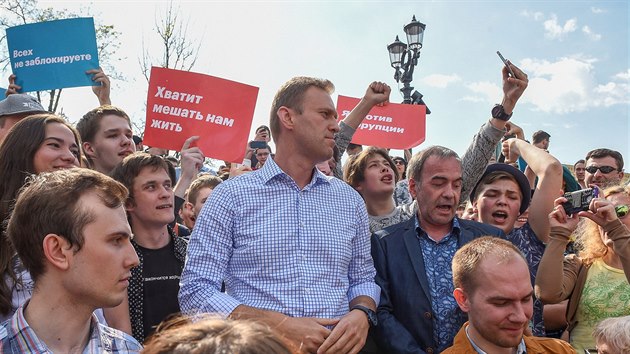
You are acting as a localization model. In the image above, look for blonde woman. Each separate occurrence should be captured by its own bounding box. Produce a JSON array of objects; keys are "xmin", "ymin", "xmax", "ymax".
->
[{"xmin": 535, "ymin": 184, "xmax": 630, "ymax": 351}]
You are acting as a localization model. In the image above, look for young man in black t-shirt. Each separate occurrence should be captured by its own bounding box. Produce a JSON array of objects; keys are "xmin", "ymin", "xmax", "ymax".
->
[{"xmin": 106, "ymin": 152, "xmax": 188, "ymax": 343}]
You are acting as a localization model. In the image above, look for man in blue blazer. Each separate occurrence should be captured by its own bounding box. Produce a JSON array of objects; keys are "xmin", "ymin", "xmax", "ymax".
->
[{"xmin": 371, "ymin": 146, "xmax": 504, "ymax": 354}]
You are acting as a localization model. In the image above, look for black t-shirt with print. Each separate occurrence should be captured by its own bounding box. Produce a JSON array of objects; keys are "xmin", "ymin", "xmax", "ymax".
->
[{"xmin": 138, "ymin": 240, "xmax": 182, "ymax": 338}]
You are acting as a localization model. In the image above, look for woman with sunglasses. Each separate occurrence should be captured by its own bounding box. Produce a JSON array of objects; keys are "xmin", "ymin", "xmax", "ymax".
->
[{"xmin": 535, "ymin": 184, "xmax": 630, "ymax": 352}]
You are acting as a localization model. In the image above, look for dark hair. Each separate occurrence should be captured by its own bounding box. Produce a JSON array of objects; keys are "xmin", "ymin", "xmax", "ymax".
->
[
  {"xmin": 110, "ymin": 152, "xmax": 175, "ymax": 206},
  {"xmin": 77, "ymin": 105, "xmax": 131, "ymax": 144},
  {"xmin": 0, "ymin": 114, "xmax": 82, "ymax": 315},
  {"xmin": 407, "ymin": 146, "xmax": 460, "ymax": 182},
  {"xmin": 7, "ymin": 168, "xmax": 128, "ymax": 283},
  {"xmin": 269, "ymin": 77, "xmax": 334, "ymax": 141},
  {"xmin": 392, "ymin": 156, "xmax": 408, "ymax": 179},
  {"xmin": 142, "ymin": 316, "xmax": 294, "ymax": 354},
  {"xmin": 586, "ymin": 148, "xmax": 624, "ymax": 171},
  {"xmin": 574, "ymin": 159, "xmax": 585, "ymax": 168},
  {"xmin": 531, "ymin": 130, "xmax": 550, "ymax": 144},
  {"xmin": 344, "ymin": 147, "xmax": 399, "ymax": 191}
]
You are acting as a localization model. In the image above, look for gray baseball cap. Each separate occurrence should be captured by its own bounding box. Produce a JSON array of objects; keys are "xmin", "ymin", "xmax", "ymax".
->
[{"xmin": 0, "ymin": 94, "xmax": 46, "ymax": 117}]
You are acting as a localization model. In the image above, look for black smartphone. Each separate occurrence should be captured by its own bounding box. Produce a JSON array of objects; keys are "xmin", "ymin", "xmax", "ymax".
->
[
  {"xmin": 562, "ymin": 187, "xmax": 599, "ymax": 215},
  {"xmin": 249, "ymin": 141, "xmax": 267, "ymax": 149},
  {"xmin": 497, "ymin": 51, "xmax": 516, "ymax": 78}
]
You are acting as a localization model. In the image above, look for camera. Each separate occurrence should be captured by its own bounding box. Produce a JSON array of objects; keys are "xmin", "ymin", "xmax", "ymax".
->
[{"xmin": 562, "ymin": 187, "xmax": 599, "ymax": 215}]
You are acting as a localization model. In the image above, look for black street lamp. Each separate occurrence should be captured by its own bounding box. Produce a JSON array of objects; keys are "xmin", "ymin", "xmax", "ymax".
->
[{"xmin": 387, "ymin": 15, "xmax": 430, "ymax": 114}]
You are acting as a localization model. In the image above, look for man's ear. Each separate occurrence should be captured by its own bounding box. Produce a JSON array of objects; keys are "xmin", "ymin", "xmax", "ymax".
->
[
  {"xmin": 82, "ymin": 141, "xmax": 96, "ymax": 159},
  {"xmin": 408, "ymin": 178, "xmax": 417, "ymax": 199},
  {"xmin": 276, "ymin": 107, "xmax": 295, "ymax": 132},
  {"xmin": 453, "ymin": 288, "xmax": 471, "ymax": 312},
  {"xmin": 42, "ymin": 234, "xmax": 73, "ymax": 272}
]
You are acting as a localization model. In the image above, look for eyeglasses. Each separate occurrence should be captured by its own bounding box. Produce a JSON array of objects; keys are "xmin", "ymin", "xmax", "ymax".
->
[
  {"xmin": 616, "ymin": 204, "xmax": 629, "ymax": 218},
  {"xmin": 585, "ymin": 165, "xmax": 618, "ymax": 174},
  {"xmin": 394, "ymin": 160, "xmax": 405, "ymax": 165}
]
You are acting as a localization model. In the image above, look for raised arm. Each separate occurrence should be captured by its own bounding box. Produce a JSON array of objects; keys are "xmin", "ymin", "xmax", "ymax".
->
[
  {"xmin": 535, "ymin": 197, "xmax": 580, "ymax": 303},
  {"xmin": 460, "ymin": 62, "xmax": 529, "ymax": 201},
  {"xmin": 502, "ymin": 138, "xmax": 562, "ymax": 242},
  {"xmin": 87, "ymin": 68, "xmax": 111, "ymax": 106},
  {"xmin": 333, "ymin": 82, "xmax": 391, "ymax": 179}
]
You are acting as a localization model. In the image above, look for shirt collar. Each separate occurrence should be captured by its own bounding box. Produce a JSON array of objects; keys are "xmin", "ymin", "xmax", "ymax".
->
[
  {"xmin": 465, "ymin": 324, "xmax": 527, "ymax": 354},
  {"xmin": 258, "ymin": 156, "xmax": 330, "ymax": 188},
  {"xmin": 414, "ymin": 215, "xmax": 461, "ymax": 237}
]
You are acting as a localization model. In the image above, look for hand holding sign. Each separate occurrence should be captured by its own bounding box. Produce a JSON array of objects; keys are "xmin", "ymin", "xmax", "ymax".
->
[
  {"xmin": 87, "ymin": 68, "xmax": 111, "ymax": 105},
  {"xmin": 144, "ymin": 67, "xmax": 258, "ymax": 163},
  {"xmin": 7, "ymin": 18, "xmax": 100, "ymax": 92}
]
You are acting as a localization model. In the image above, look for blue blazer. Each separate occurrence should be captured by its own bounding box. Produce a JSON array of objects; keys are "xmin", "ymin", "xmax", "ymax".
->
[{"xmin": 370, "ymin": 217, "xmax": 503, "ymax": 354}]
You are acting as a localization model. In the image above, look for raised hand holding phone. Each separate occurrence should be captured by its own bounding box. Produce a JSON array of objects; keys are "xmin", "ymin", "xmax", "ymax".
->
[{"xmin": 497, "ymin": 51, "xmax": 515, "ymax": 77}]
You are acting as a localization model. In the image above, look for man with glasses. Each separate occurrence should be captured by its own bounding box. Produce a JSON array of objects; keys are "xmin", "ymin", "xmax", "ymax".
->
[{"xmin": 585, "ymin": 148, "xmax": 625, "ymax": 188}]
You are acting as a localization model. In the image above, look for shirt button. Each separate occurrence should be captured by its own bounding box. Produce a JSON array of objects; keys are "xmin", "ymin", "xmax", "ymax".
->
[
  {"xmin": 426, "ymin": 348, "xmax": 434, "ymax": 354},
  {"xmin": 424, "ymin": 312, "xmax": 432, "ymax": 319}
]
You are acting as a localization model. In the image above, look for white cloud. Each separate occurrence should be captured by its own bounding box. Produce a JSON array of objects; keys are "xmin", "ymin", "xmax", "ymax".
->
[
  {"xmin": 521, "ymin": 10, "xmax": 544, "ymax": 21},
  {"xmin": 462, "ymin": 81, "xmax": 502, "ymax": 104},
  {"xmin": 614, "ymin": 69, "xmax": 630, "ymax": 81},
  {"xmin": 591, "ymin": 7, "xmax": 606, "ymax": 14},
  {"xmin": 515, "ymin": 56, "xmax": 630, "ymax": 114},
  {"xmin": 422, "ymin": 73, "xmax": 461, "ymax": 88},
  {"xmin": 543, "ymin": 14, "xmax": 578, "ymax": 40},
  {"xmin": 582, "ymin": 25, "xmax": 602, "ymax": 41}
]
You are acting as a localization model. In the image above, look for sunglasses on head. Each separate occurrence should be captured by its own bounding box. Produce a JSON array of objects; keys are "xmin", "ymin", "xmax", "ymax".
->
[
  {"xmin": 616, "ymin": 204, "xmax": 629, "ymax": 218},
  {"xmin": 585, "ymin": 165, "xmax": 617, "ymax": 174}
]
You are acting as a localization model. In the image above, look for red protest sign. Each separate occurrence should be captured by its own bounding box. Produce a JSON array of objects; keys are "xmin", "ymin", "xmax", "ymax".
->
[
  {"xmin": 336, "ymin": 95, "xmax": 426, "ymax": 149},
  {"xmin": 144, "ymin": 67, "xmax": 259, "ymax": 163}
]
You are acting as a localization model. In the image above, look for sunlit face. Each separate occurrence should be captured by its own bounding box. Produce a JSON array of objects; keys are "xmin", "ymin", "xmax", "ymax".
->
[
  {"xmin": 574, "ymin": 162, "xmax": 586, "ymax": 181},
  {"xmin": 393, "ymin": 159, "xmax": 406, "ymax": 176},
  {"xmin": 291, "ymin": 87, "xmax": 339, "ymax": 164},
  {"xmin": 83, "ymin": 114, "xmax": 135, "ymax": 174},
  {"xmin": 33, "ymin": 123, "xmax": 81, "ymax": 173},
  {"xmin": 410, "ymin": 156, "xmax": 463, "ymax": 228},
  {"xmin": 256, "ymin": 147, "xmax": 270, "ymax": 166},
  {"xmin": 456, "ymin": 254, "xmax": 533, "ymax": 352},
  {"xmin": 65, "ymin": 192, "xmax": 138, "ymax": 308},
  {"xmin": 474, "ymin": 178, "xmax": 522, "ymax": 234},
  {"xmin": 127, "ymin": 167, "xmax": 175, "ymax": 227},
  {"xmin": 585, "ymin": 156, "xmax": 624, "ymax": 188},
  {"xmin": 356, "ymin": 154, "xmax": 396, "ymax": 197},
  {"xmin": 192, "ymin": 187, "xmax": 214, "ymax": 219}
]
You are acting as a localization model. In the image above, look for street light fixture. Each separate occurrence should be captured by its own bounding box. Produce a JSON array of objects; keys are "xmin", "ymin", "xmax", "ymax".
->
[{"xmin": 387, "ymin": 15, "xmax": 430, "ymax": 113}]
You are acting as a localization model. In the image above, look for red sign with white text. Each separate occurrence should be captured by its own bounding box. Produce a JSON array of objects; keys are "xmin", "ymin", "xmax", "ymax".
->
[
  {"xmin": 144, "ymin": 67, "xmax": 259, "ymax": 163},
  {"xmin": 336, "ymin": 95, "xmax": 426, "ymax": 149}
]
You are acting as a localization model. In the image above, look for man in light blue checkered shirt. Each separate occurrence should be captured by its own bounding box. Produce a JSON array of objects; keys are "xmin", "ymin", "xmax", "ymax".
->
[{"xmin": 180, "ymin": 77, "xmax": 390, "ymax": 354}]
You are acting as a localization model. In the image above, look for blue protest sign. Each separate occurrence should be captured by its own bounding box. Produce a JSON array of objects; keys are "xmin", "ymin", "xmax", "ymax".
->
[
  {"xmin": 0, "ymin": 88, "xmax": 6, "ymax": 98},
  {"xmin": 6, "ymin": 17, "xmax": 100, "ymax": 92}
]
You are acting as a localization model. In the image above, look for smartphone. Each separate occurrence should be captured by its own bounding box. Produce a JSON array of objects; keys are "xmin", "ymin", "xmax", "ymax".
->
[
  {"xmin": 497, "ymin": 51, "xmax": 516, "ymax": 78},
  {"xmin": 249, "ymin": 141, "xmax": 267, "ymax": 149},
  {"xmin": 562, "ymin": 187, "xmax": 599, "ymax": 215}
]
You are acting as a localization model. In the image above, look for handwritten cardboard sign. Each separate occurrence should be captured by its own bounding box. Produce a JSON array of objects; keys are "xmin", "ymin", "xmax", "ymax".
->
[
  {"xmin": 144, "ymin": 67, "xmax": 259, "ymax": 163},
  {"xmin": 337, "ymin": 95, "xmax": 426, "ymax": 149},
  {"xmin": 7, "ymin": 18, "xmax": 100, "ymax": 92}
]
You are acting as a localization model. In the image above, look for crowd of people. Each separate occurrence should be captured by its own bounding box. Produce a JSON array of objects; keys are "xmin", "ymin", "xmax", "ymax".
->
[{"xmin": 0, "ymin": 58, "xmax": 628, "ymax": 354}]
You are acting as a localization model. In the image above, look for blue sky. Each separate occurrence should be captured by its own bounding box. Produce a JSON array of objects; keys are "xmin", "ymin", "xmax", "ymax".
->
[{"xmin": 23, "ymin": 1, "xmax": 630, "ymax": 166}]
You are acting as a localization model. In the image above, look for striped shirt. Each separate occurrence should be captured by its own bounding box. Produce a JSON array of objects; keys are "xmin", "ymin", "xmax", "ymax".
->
[
  {"xmin": 0, "ymin": 304, "xmax": 142, "ymax": 353},
  {"xmin": 179, "ymin": 157, "xmax": 379, "ymax": 318}
]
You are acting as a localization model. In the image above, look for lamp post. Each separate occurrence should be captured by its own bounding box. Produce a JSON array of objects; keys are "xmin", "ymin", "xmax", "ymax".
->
[{"xmin": 387, "ymin": 15, "xmax": 430, "ymax": 114}]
